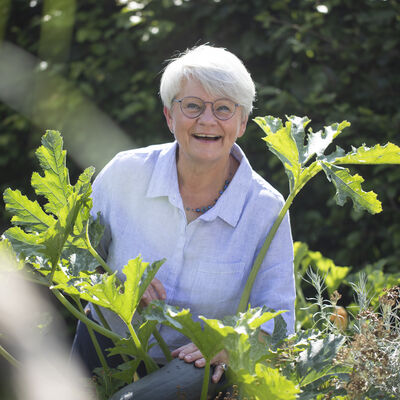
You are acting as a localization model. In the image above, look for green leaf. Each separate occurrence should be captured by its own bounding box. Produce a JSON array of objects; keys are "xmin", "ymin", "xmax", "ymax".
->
[
  {"xmin": 3, "ymin": 188, "xmax": 55, "ymax": 232},
  {"xmin": 55, "ymin": 257, "xmax": 164, "ymax": 325},
  {"xmin": 321, "ymin": 163, "xmax": 382, "ymax": 214},
  {"xmin": 332, "ymin": 143, "xmax": 400, "ymax": 165},
  {"xmin": 254, "ymin": 116, "xmax": 350, "ymax": 193},
  {"xmin": 237, "ymin": 363, "xmax": 300, "ymax": 400},
  {"xmin": 269, "ymin": 313, "xmax": 288, "ymax": 350},
  {"xmin": 255, "ymin": 116, "xmax": 302, "ymax": 191},
  {"xmin": 3, "ymin": 226, "xmax": 46, "ymax": 260},
  {"xmin": 296, "ymin": 334, "xmax": 347, "ymax": 387},
  {"xmin": 304, "ymin": 120, "xmax": 350, "ymax": 163},
  {"xmin": 145, "ymin": 302, "xmax": 283, "ymax": 374},
  {"xmin": 42, "ymin": 191, "xmax": 89, "ymax": 266},
  {"xmin": 145, "ymin": 302, "xmax": 231, "ymax": 360},
  {"xmin": 298, "ymin": 248, "xmax": 351, "ymax": 295},
  {"xmin": 32, "ymin": 130, "xmax": 72, "ymax": 215},
  {"xmin": 0, "ymin": 238, "xmax": 26, "ymax": 271}
]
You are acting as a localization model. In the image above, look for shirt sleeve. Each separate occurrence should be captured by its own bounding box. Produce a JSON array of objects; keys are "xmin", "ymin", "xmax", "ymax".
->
[{"xmin": 248, "ymin": 210, "xmax": 296, "ymax": 336}]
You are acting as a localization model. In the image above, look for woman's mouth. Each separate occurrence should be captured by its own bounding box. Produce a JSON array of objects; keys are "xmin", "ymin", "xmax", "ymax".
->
[{"xmin": 192, "ymin": 134, "xmax": 222, "ymax": 141}]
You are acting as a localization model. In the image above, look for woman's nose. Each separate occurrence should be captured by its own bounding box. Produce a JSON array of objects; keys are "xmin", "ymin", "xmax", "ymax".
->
[{"xmin": 198, "ymin": 103, "xmax": 217, "ymax": 123}]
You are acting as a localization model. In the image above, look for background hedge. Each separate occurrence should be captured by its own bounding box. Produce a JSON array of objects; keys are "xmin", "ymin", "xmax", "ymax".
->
[{"xmin": 1, "ymin": 0, "xmax": 399, "ymax": 282}]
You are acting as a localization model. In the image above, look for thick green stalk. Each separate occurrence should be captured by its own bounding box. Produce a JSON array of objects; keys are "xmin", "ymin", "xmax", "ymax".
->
[
  {"xmin": 237, "ymin": 191, "xmax": 297, "ymax": 313},
  {"xmin": 0, "ymin": 344, "xmax": 20, "ymax": 369},
  {"xmin": 200, "ymin": 359, "xmax": 211, "ymax": 400},
  {"xmin": 48, "ymin": 259, "xmax": 58, "ymax": 284},
  {"xmin": 52, "ymin": 288, "xmax": 122, "ymax": 342}
]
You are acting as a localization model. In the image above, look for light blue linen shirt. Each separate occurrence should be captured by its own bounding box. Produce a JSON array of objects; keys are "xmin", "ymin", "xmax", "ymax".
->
[{"xmin": 89, "ymin": 141, "xmax": 295, "ymax": 364}]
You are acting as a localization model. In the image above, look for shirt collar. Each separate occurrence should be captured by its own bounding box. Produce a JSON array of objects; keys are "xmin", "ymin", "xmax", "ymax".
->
[
  {"xmin": 146, "ymin": 141, "xmax": 252, "ymax": 227},
  {"xmin": 200, "ymin": 143, "xmax": 252, "ymax": 227},
  {"xmin": 146, "ymin": 141, "xmax": 180, "ymax": 204}
]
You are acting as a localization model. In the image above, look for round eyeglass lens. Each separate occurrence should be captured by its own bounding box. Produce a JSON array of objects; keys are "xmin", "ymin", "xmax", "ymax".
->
[
  {"xmin": 213, "ymin": 99, "xmax": 236, "ymax": 120},
  {"xmin": 181, "ymin": 97, "xmax": 203, "ymax": 118}
]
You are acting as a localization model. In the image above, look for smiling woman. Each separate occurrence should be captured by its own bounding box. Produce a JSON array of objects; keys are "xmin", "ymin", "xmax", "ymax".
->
[{"xmin": 70, "ymin": 44, "xmax": 296, "ymax": 388}]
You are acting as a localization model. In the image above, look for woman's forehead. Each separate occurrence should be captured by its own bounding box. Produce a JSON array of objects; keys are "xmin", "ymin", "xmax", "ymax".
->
[{"xmin": 178, "ymin": 77, "xmax": 234, "ymax": 101}]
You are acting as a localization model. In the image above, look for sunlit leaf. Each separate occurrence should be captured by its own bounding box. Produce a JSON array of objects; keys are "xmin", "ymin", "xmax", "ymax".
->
[
  {"xmin": 3, "ymin": 188, "xmax": 55, "ymax": 232},
  {"xmin": 32, "ymin": 130, "xmax": 72, "ymax": 215},
  {"xmin": 321, "ymin": 163, "xmax": 382, "ymax": 214},
  {"xmin": 304, "ymin": 120, "xmax": 350, "ymax": 163},
  {"xmin": 55, "ymin": 257, "xmax": 164, "ymax": 325},
  {"xmin": 332, "ymin": 143, "xmax": 400, "ymax": 165},
  {"xmin": 255, "ymin": 116, "xmax": 302, "ymax": 191},
  {"xmin": 237, "ymin": 363, "xmax": 300, "ymax": 400}
]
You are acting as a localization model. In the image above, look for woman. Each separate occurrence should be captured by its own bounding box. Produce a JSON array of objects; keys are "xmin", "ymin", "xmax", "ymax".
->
[{"xmin": 72, "ymin": 44, "xmax": 295, "ymax": 384}]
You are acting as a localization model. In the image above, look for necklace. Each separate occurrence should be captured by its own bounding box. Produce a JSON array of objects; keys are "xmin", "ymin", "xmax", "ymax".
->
[{"xmin": 185, "ymin": 179, "xmax": 231, "ymax": 213}]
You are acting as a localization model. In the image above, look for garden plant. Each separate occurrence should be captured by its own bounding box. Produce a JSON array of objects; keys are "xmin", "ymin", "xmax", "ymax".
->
[{"xmin": 1, "ymin": 114, "xmax": 400, "ymax": 399}]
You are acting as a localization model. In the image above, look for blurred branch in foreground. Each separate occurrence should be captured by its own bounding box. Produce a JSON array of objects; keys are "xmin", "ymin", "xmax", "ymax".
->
[{"xmin": 0, "ymin": 41, "xmax": 135, "ymax": 172}]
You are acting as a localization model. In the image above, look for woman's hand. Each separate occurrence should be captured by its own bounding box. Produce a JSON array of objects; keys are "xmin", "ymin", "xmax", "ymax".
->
[
  {"xmin": 171, "ymin": 342, "xmax": 228, "ymax": 383},
  {"xmin": 139, "ymin": 278, "xmax": 166, "ymax": 308}
]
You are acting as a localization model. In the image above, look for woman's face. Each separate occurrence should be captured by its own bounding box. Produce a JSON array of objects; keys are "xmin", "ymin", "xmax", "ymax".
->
[{"xmin": 163, "ymin": 79, "xmax": 248, "ymax": 167}]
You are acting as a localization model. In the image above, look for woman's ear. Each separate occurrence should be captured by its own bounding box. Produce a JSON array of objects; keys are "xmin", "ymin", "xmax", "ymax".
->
[
  {"xmin": 237, "ymin": 113, "xmax": 249, "ymax": 139},
  {"xmin": 163, "ymin": 106, "xmax": 174, "ymax": 134}
]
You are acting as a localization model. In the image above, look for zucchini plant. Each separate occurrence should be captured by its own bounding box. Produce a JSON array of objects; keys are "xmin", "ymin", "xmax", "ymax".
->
[{"xmin": 1, "ymin": 115, "xmax": 400, "ymax": 399}]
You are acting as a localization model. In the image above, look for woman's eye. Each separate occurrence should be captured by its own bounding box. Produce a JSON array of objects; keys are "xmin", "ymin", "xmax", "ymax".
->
[
  {"xmin": 216, "ymin": 104, "xmax": 231, "ymax": 113},
  {"xmin": 186, "ymin": 102, "xmax": 201, "ymax": 110}
]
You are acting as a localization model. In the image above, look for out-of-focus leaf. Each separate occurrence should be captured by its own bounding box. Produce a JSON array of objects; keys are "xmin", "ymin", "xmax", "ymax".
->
[
  {"xmin": 0, "ymin": 238, "xmax": 26, "ymax": 271},
  {"xmin": 298, "ymin": 247, "xmax": 351, "ymax": 295}
]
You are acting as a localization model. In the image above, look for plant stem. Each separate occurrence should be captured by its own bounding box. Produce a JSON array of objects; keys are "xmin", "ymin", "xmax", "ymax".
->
[
  {"xmin": 93, "ymin": 303, "xmax": 112, "ymax": 331},
  {"xmin": 127, "ymin": 322, "xmax": 159, "ymax": 374},
  {"xmin": 90, "ymin": 303, "xmax": 129, "ymax": 364},
  {"xmin": 0, "ymin": 344, "xmax": 20, "ymax": 369},
  {"xmin": 52, "ymin": 288, "xmax": 122, "ymax": 342},
  {"xmin": 76, "ymin": 300, "xmax": 110, "ymax": 374},
  {"xmin": 237, "ymin": 191, "xmax": 296, "ymax": 313},
  {"xmin": 152, "ymin": 328, "xmax": 173, "ymax": 362},
  {"xmin": 200, "ymin": 359, "xmax": 211, "ymax": 400}
]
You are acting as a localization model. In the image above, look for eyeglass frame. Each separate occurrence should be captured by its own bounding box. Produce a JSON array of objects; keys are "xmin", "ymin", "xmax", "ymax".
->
[{"xmin": 172, "ymin": 96, "xmax": 242, "ymax": 121}]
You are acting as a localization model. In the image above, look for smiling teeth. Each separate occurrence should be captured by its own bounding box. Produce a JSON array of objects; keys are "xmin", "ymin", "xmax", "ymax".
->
[{"xmin": 195, "ymin": 134, "xmax": 220, "ymax": 138}]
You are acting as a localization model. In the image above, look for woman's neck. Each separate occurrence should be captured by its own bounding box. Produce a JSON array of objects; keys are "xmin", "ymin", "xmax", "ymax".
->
[{"xmin": 176, "ymin": 151, "xmax": 239, "ymax": 222}]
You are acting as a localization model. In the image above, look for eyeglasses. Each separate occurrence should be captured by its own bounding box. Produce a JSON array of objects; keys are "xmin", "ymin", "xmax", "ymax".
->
[{"xmin": 173, "ymin": 96, "xmax": 241, "ymax": 121}]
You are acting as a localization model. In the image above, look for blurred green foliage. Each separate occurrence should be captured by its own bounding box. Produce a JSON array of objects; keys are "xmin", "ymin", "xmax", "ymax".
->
[{"xmin": 1, "ymin": 0, "xmax": 399, "ymax": 280}]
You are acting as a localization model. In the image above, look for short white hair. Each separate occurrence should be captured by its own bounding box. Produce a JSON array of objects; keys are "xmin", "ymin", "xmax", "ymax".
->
[{"xmin": 160, "ymin": 45, "xmax": 256, "ymax": 115}]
